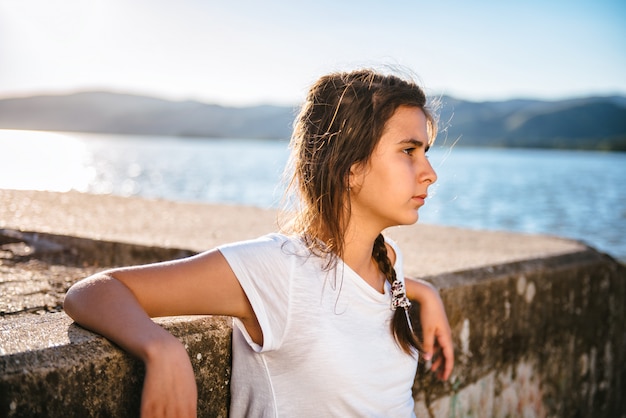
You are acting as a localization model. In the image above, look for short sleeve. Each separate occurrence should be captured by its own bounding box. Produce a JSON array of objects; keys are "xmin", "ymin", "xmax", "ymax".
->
[{"xmin": 218, "ymin": 233, "xmax": 295, "ymax": 352}]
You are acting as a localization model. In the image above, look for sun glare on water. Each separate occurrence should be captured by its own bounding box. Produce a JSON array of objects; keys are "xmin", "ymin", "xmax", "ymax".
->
[{"xmin": 0, "ymin": 129, "xmax": 95, "ymax": 192}]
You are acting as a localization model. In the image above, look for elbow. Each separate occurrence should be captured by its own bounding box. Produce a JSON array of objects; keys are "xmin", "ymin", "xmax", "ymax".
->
[
  {"xmin": 63, "ymin": 272, "xmax": 113, "ymax": 321},
  {"xmin": 63, "ymin": 278, "xmax": 87, "ymax": 321}
]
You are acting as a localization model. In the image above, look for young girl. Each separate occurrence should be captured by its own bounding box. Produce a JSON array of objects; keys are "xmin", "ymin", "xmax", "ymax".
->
[{"xmin": 64, "ymin": 69, "xmax": 454, "ymax": 417}]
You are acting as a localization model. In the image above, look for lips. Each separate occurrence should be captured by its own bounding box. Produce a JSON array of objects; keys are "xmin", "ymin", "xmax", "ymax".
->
[{"xmin": 412, "ymin": 194, "xmax": 427, "ymax": 205}]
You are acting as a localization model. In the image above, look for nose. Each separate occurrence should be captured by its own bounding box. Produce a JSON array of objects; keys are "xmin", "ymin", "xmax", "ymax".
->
[{"xmin": 421, "ymin": 157, "xmax": 437, "ymax": 185}]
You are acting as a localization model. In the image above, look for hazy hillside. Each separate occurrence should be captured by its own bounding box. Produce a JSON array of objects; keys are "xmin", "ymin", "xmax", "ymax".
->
[
  {"xmin": 0, "ymin": 91, "xmax": 297, "ymax": 140},
  {"xmin": 437, "ymin": 95, "xmax": 626, "ymax": 151},
  {"xmin": 0, "ymin": 91, "xmax": 624, "ymax": 150}
]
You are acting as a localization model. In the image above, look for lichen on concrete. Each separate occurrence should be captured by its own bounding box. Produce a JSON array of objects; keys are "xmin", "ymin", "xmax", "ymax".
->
[{"xmin": 412, "ymin": 249, "xmax": 626, "ymax": 417}]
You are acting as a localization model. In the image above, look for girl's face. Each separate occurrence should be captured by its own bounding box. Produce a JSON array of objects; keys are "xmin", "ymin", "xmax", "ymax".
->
[{"xmin": 349, "ymin": 106, "xmax": 437, "ymax": 232}]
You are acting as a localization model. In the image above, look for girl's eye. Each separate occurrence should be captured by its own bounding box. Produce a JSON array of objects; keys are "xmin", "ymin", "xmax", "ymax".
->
[{"xmin": 403, "ymin": 147, "xmax": 415, "ymax": 156}]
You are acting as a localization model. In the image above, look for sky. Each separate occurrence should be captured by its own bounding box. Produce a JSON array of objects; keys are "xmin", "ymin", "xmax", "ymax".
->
[{"xmin": 1, "ymin": 0, "xmax": 625, "ymax": 106}]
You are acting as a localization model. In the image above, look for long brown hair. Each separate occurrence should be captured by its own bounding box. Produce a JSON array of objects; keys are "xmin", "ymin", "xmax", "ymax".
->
[{"xmin": 282, "ymin": 68, "xmax": 437, "ymax": 354}]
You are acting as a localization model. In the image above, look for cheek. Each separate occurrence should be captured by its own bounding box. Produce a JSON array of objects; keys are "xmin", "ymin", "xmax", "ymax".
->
[{"xmin": 394, "ymin": 159, "xmax": 417, "ymax": 182}]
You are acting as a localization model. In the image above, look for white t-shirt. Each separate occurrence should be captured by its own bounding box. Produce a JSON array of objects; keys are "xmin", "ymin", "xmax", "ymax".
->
[{"xmin": 219, "ymin": 233, "xmax": 418, "ymax": 418}]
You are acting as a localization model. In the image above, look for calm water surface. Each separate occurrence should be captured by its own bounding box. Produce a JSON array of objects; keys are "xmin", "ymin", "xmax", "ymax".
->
[{"xmin": 1, "ymin": 129, "xmax": 625, "ymax": 261}]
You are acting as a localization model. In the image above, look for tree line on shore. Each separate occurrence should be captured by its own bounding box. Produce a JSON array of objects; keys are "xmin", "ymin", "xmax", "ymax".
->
[{"xmin": 0, "ymin": 91, "xmax": 624, "ymax": 151}]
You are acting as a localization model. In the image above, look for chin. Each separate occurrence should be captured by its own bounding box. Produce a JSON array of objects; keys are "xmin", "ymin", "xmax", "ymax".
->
[{"xmin": 398, "ymin": 212, "xmax": 420, "ymax": 226}]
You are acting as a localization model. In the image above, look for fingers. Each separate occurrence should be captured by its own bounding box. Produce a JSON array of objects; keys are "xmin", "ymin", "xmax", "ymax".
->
[
  {"xmin": 141, "ymin": 369, "xmax": 198, "ymax": 418},
  {"xmin": 433, "ymin": 328, "xmax": 454, "ymax": 381},
  {"xmin": 140, "ymin": 340, "xmax": 198, "ymax": 418},
  {"xmin": 423, "ymin": 327, "xmax": 455, "ymax": 381},
  {"xmin": 429, "ymin": 347, "xmax": 452, "ymax": 381},
  {"xmin": 430, "ymin": 351, "xmax": 443, "ymax": 378},
  {"xmin": 141, "ymin": 400, "xmax": 197, "ymax": 418},
  {"xmin": 440, "ymin": 333, "xmax": 455, "ymax": 381}
]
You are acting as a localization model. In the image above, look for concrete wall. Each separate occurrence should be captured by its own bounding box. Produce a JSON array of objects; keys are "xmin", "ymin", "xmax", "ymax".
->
[
  {"xmin": 1, "ymin": 230, "xmax": 625, "ymax": 417},
  {"xmin": 412, "ymin": 250, "xmax": 626, "ymax": 417},
  {"xmin": 1, "ymin": 314, "xmax": 231, "ymax": 417}
]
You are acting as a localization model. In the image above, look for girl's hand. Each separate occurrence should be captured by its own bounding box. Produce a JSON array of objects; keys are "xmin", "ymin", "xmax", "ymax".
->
[
  {"xmin": 405, "ymin": 278, "xmax": 454, "ymax": 381},
  {"xmin": 140, "ymin": 335, "xmax": 198, "ymax": 418}
]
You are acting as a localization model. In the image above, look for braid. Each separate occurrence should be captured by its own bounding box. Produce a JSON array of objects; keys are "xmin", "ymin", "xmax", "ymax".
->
[{"xmin": 372, "ymin": 234, "xmax": 421, "ymax": 355}]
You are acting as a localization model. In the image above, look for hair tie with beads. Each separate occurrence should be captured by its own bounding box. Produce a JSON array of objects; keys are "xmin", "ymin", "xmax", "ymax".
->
[
  {"xmin": 391, "ymin": 279, "xmax": 414, "ymax": 333},
  {"xmin": 391, "ymin": 279, "xmax": 411, "ymax": 310}
]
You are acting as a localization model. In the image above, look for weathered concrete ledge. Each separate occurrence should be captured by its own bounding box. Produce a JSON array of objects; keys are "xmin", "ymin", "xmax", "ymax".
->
[
  {"xmin": 1, "ymin": 314, "xmax": 232, "ymax": 417},
  {"xmin": 412, "ymin": 248, "xmax": 625, "ymax": 417},
  {"xmin": 1, "ymin": 189, "xmax": 625, "ymax": 417}
]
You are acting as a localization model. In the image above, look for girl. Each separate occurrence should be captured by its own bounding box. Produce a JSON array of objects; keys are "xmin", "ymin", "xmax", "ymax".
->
[{"xmin": 64, "ymin": 69, "xmax": 454, "ymax": 418}]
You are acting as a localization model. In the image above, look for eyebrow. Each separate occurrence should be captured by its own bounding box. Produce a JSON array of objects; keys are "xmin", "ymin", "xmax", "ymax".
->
[{"xmin": 399, "ymin": 138, "xmax": 430, "ymax": 152}]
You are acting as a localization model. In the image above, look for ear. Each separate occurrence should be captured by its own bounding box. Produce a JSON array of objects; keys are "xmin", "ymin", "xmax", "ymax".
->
[{"xmin": 348, "ymin": 161, "xmax": 366, "ymax": 190}]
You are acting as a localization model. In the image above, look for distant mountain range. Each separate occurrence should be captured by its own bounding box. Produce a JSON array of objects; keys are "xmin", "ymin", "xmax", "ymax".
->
[
  {"xmin": 0, "ymin": 91, "xmax": 625, "ymax": 151},
  {"xmin": 436, "ymin": 95, "xmax": 626, "ymax": 151}
]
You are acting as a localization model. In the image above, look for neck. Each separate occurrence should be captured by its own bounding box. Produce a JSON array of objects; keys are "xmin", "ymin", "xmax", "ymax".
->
[{"xmin": 341, "ymin": 220, "xmax": 385, "ymax": 293}]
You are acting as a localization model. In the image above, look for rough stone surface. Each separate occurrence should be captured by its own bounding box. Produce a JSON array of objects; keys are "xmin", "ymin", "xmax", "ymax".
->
[
  {"xmin": 1, "ymin": 228, "xmax": 195, "ymax": 319},
  {"xmin": 412, "ymin": 249, "xmax": 626, "ymax": 417},
  {"xmin": 0, "ymin": 314, "xmax": 232, "ymax": 418}
]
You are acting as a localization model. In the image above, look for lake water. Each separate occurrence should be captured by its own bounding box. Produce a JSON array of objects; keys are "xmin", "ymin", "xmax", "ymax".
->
[{"xmin": 1, "ymin": 129, "xmax": 625, "ymax": 262}]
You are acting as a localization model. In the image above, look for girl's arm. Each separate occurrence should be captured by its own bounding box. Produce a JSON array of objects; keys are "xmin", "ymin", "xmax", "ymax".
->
[
  {"xmin": 405, "ymin": 277, "xmax": 454, "ymax": 381},
  {"xmin": 64, "ymin": 249, "xmax": 258, "ymax": 418}
]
